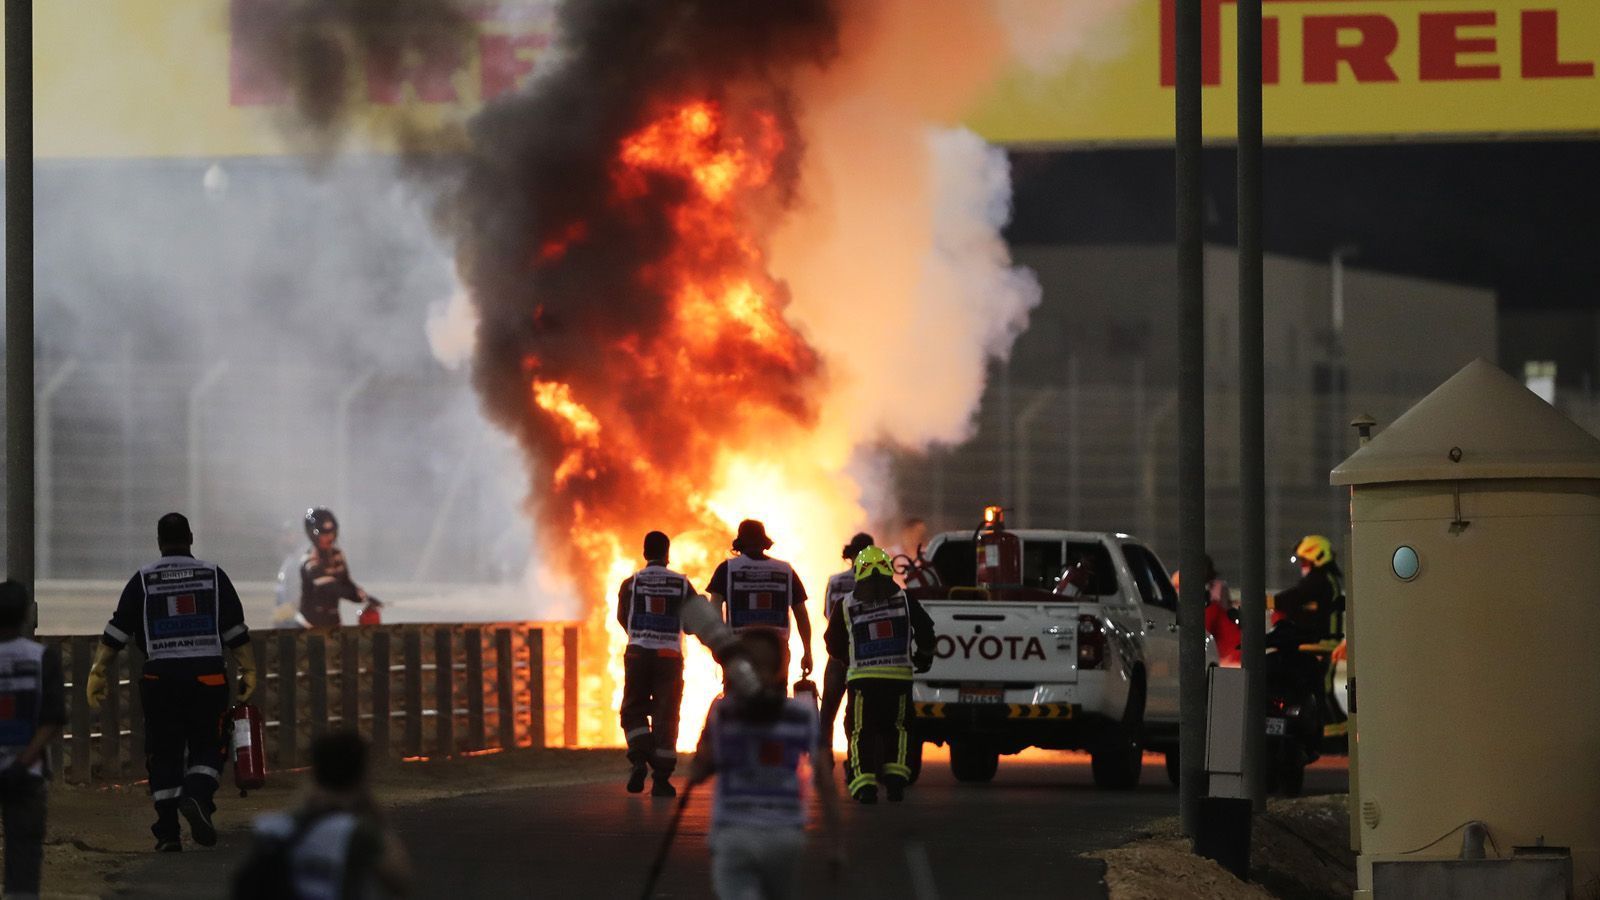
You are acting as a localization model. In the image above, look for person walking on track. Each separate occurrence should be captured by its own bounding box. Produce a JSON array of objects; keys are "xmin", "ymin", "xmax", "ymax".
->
[
  {"xmin": 824, "ymin": 546, "xmax": 935, "ymax": 804},
  {"xmin": 704, "ymin": 519, "xmax": 813, "ymax": 679},
  {"xmin": 617, "ymin": 531, "xmax": 694, "ymax": 797},
  {"xmin": 88, "ymin": 513, "xmax": 257, "ymax": 851}
]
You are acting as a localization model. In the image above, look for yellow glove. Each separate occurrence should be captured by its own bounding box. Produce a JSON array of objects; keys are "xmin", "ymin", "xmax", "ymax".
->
[
  {"xmin": 231, "ymin": 643, "xmax": 258, "ymax": 702},
  {"xmin": 86, "ymin": 644, "xmax": 117, "ymax": 710}
]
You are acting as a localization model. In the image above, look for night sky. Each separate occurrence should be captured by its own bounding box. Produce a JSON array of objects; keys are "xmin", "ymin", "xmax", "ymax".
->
[{"xmin": 1006, "ymin": 141, "xmax": 1600, "ymax": 311}]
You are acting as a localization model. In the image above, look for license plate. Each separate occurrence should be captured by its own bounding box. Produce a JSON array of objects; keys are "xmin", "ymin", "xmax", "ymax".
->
[
  {"xmin": 1266, "ymin": 717, "xmax": 1286, "ymax": 736},
  {"xmin": 959, "ymin": 684, "xmax": 1005, "ymax": 704}
]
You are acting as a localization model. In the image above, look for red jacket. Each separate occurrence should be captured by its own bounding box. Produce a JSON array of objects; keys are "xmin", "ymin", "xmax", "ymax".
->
[{"xmin": 1203, "ymin": 579, "xmax": 1242, "ymax": 667}]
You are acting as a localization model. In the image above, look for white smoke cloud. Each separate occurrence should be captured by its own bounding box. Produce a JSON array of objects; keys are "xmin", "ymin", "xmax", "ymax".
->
[
  {"xmin": 426, "ymin": 284, "xmax": 479, "ymax": 370},
  {"xmin": 997, "ymin": 0, "xmax": 1138, "ymax": 71}
]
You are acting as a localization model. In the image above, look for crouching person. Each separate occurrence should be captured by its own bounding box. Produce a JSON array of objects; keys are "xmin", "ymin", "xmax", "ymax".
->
[
  {"xmin": 689, "ymin": 630, "xmax": 840, "ymax": 900},
  {"xmin": 231, "ymin": 731, "xmax": 411, "ymax": 900}
]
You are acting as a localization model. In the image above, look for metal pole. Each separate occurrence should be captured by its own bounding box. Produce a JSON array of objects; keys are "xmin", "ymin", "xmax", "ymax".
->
[
  {"xmin": 5, "ymin": 0, "xmax": 35, "ymax": 623},
  {"xmin": 1237, "ymin": 0, "xmax": 1268, "ymax": 813},
  {"xmin": 1175, "ymin": 0, "xmax": 1208, "ymax": 838}
]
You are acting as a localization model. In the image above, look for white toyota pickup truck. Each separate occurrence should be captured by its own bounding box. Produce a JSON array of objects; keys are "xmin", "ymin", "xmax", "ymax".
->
[{"xmin": 907, "ymin": 529, "xmax": 1211, "ymax": 789}]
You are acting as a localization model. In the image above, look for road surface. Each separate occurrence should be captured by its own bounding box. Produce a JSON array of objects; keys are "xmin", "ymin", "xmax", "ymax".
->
[{"xmin": 116, "ymin": 748, "xmax": 1348, "ymax": 898}]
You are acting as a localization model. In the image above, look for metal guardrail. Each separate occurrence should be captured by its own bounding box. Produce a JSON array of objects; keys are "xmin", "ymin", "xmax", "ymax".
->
[{"xmin": 45, "ymin": 622, "xmax": 582, "ymax": 785}]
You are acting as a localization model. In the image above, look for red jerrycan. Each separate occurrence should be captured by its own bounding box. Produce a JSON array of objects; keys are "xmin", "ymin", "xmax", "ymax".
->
[{"xmin": 230, "ymin": 702, "xmax": 266, "ymax": 796}]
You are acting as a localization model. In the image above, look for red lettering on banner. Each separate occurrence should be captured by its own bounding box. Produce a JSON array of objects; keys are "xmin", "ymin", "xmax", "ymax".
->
[
  {"xmin": 367, "ymin": 43, "xmax": 464, "ymax": 104},
  {"xmin": 1159, "ymin": 1, "xmax": 1594, "ymax": 89},
  {"xmin": 1419, "ymin": 12, "xmax": 1499, "ymax": 81},
  {"xmin": 1264, "ymin": 16, "xmax": 1282, "ymax": 85},
  {"xmin": 481, "ymin": 33, "xmax": 550, "ymax": 101},
  {"xmin": 1303, "ymin": 15, "xmax": 1400, "ymax": 84},
  {"xmin": 229, "ymin": 0, "xmax": 289, "ymax": 106},
  {"xmin": 1522, "ymin": 10, "xmax": 1595, "ymax": 79}
]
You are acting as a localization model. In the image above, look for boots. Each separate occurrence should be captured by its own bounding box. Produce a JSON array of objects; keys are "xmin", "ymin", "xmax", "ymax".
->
[
  {"xmin": 651, "ymin": 774, "xmax": 676, "ymax": 798},
  {"xmin": 626, "ymin": 764, "xmax": 649, "ymax": 794}
]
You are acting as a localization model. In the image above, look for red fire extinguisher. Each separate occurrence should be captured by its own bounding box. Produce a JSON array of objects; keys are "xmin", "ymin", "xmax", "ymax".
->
[
  {"xmin": 358, "ymin": 602, "xmax": 382, "ymax": 626},
  {"xmin": 975, "ymin": 505, "xmax": 1022, "ymax": 589},
  {"xmin": 230, "ymin": 702, "xmax": 266, "ymax": 796},
  {"xmin": 792, "ymin": 677, "xmax": 819, "ymax": 715}
]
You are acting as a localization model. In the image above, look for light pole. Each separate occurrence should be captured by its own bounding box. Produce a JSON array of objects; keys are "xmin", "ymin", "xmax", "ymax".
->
[
  {"xmin": 6, "ymin": 0, "xmax": 36, "ymax": 628},
  {"xmin": 1174, "ymin": 0, "xmax": 1208, "ymax": 838},
  {"xmin": 1238, "ymin": 0, "xmax": 1268, "ymax": 812}
]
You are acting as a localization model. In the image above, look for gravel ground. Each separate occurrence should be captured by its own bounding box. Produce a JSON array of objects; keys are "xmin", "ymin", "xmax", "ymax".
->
[{"xmin": 1090, "ymin": 795, "xmax": 1356, "ymax": 900}]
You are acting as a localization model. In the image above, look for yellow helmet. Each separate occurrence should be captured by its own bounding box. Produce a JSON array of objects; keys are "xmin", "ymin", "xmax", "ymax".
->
[
  {"xmin": 1293, "ymin": 535, "xmax": 1333, "ymax": 567},
  {"xmin": 853, "ymin": 546, "xmax": 895, "ymax": 581}
]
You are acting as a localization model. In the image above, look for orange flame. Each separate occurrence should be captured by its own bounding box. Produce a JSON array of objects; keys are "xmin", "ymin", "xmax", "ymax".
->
[{"xmin": 523, "ymin": 98, "xmax": 864, "ymax": 749}]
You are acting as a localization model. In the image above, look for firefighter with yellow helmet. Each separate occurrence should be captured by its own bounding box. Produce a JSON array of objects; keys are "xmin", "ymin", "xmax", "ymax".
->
[
  {"xmin": 823, "ymin": 546, "xmax": 936, "ymax": 804},
  {"xmin": 1272, "ymin": 535, "xmax": 1347, "ymax": 740}
]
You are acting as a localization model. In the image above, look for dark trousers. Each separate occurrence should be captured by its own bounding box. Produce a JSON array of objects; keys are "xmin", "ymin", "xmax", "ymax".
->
[
  {"xmin": 0, "ymin": 772, "xmax": 46, "ymax": 895},
  {"xmin": 619, "ymin": 652, "xmax": 683, "ymax": 776},
  {"xmin": 843, "ymin": 677, "xmax": 912, "ymax": 796},
  {"xmin": 818, "ymin": 657, "xmax": 847, "ymax": 749},
  {"xmin": 141, "ymin": 673, "xmax": 229, "ymax": 841}
]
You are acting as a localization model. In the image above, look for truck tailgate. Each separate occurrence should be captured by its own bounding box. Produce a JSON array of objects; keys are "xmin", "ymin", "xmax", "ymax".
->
[{"xmin": 923, "ymin": 601, "xmax": 1080, "ymax": 685}]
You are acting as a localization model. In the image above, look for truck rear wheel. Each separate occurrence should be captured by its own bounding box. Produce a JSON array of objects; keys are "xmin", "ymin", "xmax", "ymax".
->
[
  {"xmin": 1093, "ymin": 672, "xmax": 1145, "ymax": 790},
  {"xmin": 1091, "ymin": 731, "xmax": 1143, "ymax": 790},
  {"xmin": 949, "ymin": 739, "xmax": 999, "ymax": 783}
]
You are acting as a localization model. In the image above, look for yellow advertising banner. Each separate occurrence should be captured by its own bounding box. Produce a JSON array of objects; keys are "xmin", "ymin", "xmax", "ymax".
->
[
  {"xmin": 973, "ymin": 0, "xmax": 1600, "ymax": 143},
  {"xmin": 7, "ymin": 0, "xmax": 1599, "ymax": 159}
]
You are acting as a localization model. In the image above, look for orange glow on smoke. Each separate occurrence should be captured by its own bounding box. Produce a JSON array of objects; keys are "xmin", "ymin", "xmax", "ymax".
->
[{"xmin": 526, "ymin": 98, "xmax": 862, "ymax": 749}]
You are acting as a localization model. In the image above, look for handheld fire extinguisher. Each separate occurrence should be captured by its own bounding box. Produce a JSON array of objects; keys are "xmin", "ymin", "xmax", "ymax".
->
[
  {"xmin": 358, "ymin": 602, "xmax": 382, "ymax": 626},
  {"xmin": 975, "ymin": 505, "xmax": 1022, "ymax": 589},
  {"xmin": 792, "ymin": 677, "xmax": 819, "ymax": 716},
  {"xmin": 230, "ymin": 702, "xmax": 266, "ymax": 797}
]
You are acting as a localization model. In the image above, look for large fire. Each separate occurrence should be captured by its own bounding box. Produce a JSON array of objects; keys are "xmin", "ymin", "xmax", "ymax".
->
[{"xmin": 528, "ymin": 98, "xmax": 862, "ymax": 748}]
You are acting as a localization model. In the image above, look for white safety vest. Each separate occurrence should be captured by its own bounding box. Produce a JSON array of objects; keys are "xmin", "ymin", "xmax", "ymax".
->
[
  {"xmin": 843, "ymin": 589, "xmax": 914, "ymax": 680},
  {"xmin": 253, "ymin": 810, "xmax": 366, "ymax": 900},
  {"xmin": 724, "ymin": 555, "xmax": 797, "ymax": 636},
  {"xmin": 709, "ymin": 697, "xmax": 818, "ymax": 831},
  {"xmin": 140, "ymin": 556, "xmax": 225, "ymax": 662},
  {"xmin": 0, "ymin": 639, "xmax": 45, "ymax": 776},
  {"xmin": 625, "ymin": 565, "xmax": 690, "ymax": 654},
  {"xmin": 823, "ymin": 569, "xmax": 854, "ymax": 620}
]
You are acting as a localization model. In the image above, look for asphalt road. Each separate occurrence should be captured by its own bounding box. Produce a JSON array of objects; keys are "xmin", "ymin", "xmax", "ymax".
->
[{"xmin": 116, "ymin": 749, "xmax": 1348, "ymax": 899}]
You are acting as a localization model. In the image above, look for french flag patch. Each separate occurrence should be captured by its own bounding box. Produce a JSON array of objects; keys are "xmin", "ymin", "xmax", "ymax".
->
[
  {"xmin": 868, "ymin": 620, "xmax": 894, "ymax": 640},
  {"xmin": 170, "ymin": 594, "xmax": 197, "ymax": 616},
  {"xmin": 644, "ymin": 596, "xmax": 667, "ymax": 615},
  {"xmin": 752, "ymin": 592, "xmax": 774, "ymax": 610}
]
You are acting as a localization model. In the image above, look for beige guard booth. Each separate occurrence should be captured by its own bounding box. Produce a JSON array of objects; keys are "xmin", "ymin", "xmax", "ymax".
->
[{"xmin": 1333, "ymin": 359, "xmax": 1600, "ymax": 896}]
